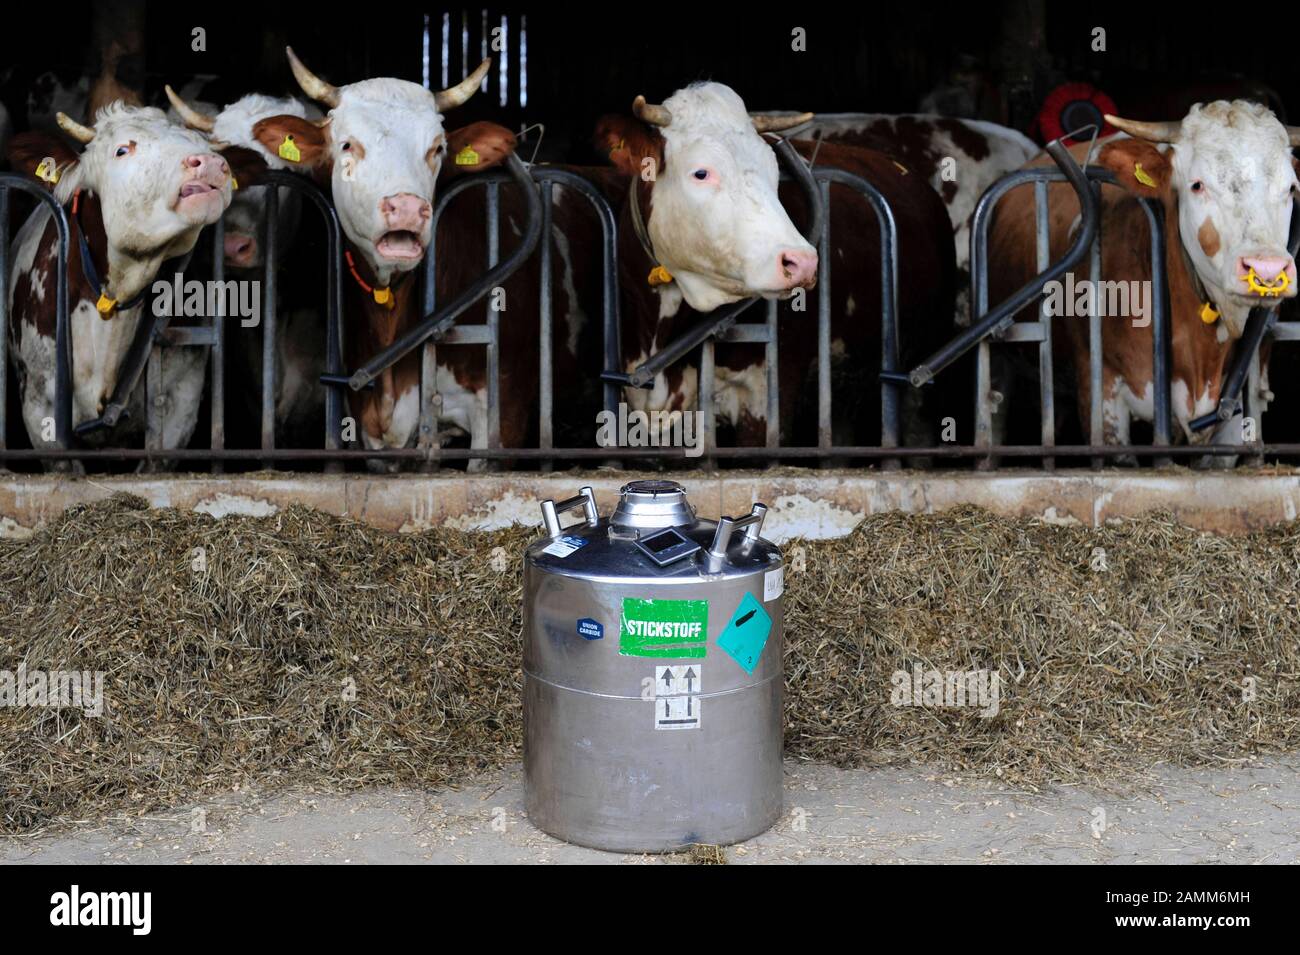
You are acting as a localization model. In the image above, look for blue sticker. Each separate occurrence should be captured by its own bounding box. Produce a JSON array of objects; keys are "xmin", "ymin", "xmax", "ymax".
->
[
  {"xmin": 717, "ymin": 592, "xmax": 772, "ymax": 674},
  {"xmin": 577, "ymin": 618, "xmax": 604, "ymax": 640}
]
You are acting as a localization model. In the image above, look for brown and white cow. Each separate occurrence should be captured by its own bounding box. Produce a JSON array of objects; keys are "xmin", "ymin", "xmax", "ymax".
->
[
  {"xmin": 249, "ymin": 48, "xmax": 610, "ymax": 465},
  {"xmin": 594, "ymin": 84, "xmax": 957, "ymax": 448},
  {"xmin": 6, "ymin": 104, "xmax": 239, "ymax": 453},
  {"xmin": 755, "ymin": 112, "xmax": 1040, "ymax": 326},
  {"xmin": 989, "ymin": 100, "xmax": 1300, "ymax": 448}
]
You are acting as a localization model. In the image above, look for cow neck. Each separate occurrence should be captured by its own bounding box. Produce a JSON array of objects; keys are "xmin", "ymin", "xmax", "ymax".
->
[
  {"xmin": 1169, "ymin": 195, "xmax": 1223, "ymax": 327},
  {"xmin": 628, "ymin": 176, "xmax": 673, "ymax": 288},
  {"xmin": 69, "ymin": 190, "xmax": 196, "ymax": 320},
  {"xmin": 344, "ymin": 245, "xmax": 413, "ymax": 311}
]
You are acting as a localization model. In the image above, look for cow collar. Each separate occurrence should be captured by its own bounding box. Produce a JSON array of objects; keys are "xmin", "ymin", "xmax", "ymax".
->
[
  {"xmin": 628, "ymin": 177, "xmax": 673, "ymax": 287},
  {"xmin": 71, "ymin": 191, "xmax": 151, "ymax": 319},
  {"xmin": 344, "ymin": 249, "xmax": 412, "ymax": 310}
]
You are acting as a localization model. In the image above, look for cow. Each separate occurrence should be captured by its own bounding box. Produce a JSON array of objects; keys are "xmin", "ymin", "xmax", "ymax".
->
[
  {"xmin": 249, "ymin": 48, "xmax": 609, "ymax": 466},
  {"xmin": 754, "ymin": 111, "xmax": 1040, "ymax": 326},
  {"xmin": 988, "ymin": 101, "xmax": 1300, "ymax": 454},
  {"xmin": 166, "ymin": 87, "xmax": 328, "ymax": 449},
  {"xmin": 6, "ymin": 104, "xmax": 241, "ymax": 457},
  {"xmin": 593, "ymin": 83, "xmax": 957, "ymax": 450}
]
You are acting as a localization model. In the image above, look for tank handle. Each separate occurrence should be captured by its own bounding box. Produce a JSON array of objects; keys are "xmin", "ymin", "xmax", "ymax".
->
[
  {"xmin": 540, "ymin": 486, "xmax": 599, "ymax": 538},
  {"xmin": 706, "ymin": 503, "xmax": 768, "ymax": 560}
]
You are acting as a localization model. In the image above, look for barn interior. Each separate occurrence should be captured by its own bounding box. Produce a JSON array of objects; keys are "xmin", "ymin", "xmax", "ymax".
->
[{"xmin": 4, "ymin": 1, "xmax": 1300, "ymax": 467}]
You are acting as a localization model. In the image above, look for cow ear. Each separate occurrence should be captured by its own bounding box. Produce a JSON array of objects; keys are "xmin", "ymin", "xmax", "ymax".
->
[
  {"xmin": 251, "ymin": 114, "xmax": 330, "ymax": 171},
  {"xmin": 442, "ymin": 121, "xmax": 518, "ymax": 179},
  {"xmin": 1095, "ymin": 138, "xmax": 1171, "ymax": 199},
  {"xmin": 594, "ymin": 115, "xmax": 662, "ymax": 178},
  {"xmin": 219, "ymin": 145, "xmax": 269, "ymax": 190},
  {"xmin": 8, "ymin": 131, "xmax": 81, "ymax": 192}
]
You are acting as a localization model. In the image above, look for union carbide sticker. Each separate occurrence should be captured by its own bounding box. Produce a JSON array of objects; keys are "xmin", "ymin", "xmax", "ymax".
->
[
  {"xmin": 764, "ymin": 567, "xmax": 784, "ymax": 601},
  {"xmin": 619, "ymin": 598, "xmax": 708, "ymax": 658},
  {"xmin": 541, "ymin": 534, "xmax": 587, "ymax": 558},
  {"xmin": 717, "ymin": 592, "xmax": 772, "ymax": 674},
  {"xmin": 577, "ymin": 618, "xmax": 604, "ymax": 640}
]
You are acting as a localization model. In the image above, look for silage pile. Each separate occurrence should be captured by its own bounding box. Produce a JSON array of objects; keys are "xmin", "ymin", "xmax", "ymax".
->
[{"xmin": 1, "ymin": 495, "xmax": 1297, "ymax": 832}]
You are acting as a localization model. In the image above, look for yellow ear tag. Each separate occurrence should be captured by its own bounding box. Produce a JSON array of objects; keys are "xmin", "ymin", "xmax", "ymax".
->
[
  {"xmin": 1134, "ymin": 163, "xmax": 1157, "ymax": 188},
  {"xmin": 35, "ymin": 158, "xmax": 60, "ymax": 184},
  {"xmin": 373, "ymin": 287, "xmax": 393, "ymax": 308},
  {"xmin": 648, "ymin": 265, "xmax": 673, "ymax": 287},
  {"xmin": 230, "ymin": 174, "xmax": 238, "ymax": 191},
  {"xmin": 278, "ymin": 135, "xmax": 301, "ymax": 163},
  {"xmin": 1200, "ymin": 301, "xmax": 1220, "ymax": 324},
  {"xmin": 95, "ymin": 293, "xmax": 118, "ymax": 318},
  {"xmin": 455, "ymin": 146, "xmax": 480, "ymax": 166}
]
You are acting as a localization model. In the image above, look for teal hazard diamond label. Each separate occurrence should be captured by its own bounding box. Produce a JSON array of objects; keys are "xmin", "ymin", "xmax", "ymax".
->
[{"xmin": 717, "ymin": 592, "xmax": 772, "ymax": 674}]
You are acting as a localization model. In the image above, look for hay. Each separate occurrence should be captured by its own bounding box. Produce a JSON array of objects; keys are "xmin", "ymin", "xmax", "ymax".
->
[{"xmin": 1, "ymin": 495, "xmax": 1298, "ymax": 832}]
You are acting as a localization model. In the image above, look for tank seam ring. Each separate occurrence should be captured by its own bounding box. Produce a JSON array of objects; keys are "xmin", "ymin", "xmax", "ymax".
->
[{"xmin": 523, "ymin": 669, "xmax": 779, "ymax": 701}]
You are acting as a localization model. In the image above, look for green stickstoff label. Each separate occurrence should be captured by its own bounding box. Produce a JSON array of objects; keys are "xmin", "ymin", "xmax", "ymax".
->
[{"xmin": 619, "ymin": 597, "xmax": 709, "ymax": 658}]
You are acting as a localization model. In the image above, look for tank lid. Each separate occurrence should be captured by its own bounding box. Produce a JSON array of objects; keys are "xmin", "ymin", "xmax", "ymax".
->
[{"xmin": 611, "ymin": 480, "xmax": 695, "ymax": 530}]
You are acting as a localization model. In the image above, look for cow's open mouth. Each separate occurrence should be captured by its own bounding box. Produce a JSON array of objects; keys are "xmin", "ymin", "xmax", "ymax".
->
[
  {"xmin": 376, "ymin": 231, "xmax": 425, "ymax": 260},
  {"xmin": 179, "ymin": 181, "xmax": 219, "ymax": 200}
]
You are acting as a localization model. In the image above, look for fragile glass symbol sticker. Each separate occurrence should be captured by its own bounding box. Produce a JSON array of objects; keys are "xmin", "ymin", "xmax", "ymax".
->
[
  {"xmin": 717, "ymin": 592, "xmax": 772, "ymax": 674},
  {"xmin": 619, "ymin": 598, "xmax": 708, "ymax": 658}
]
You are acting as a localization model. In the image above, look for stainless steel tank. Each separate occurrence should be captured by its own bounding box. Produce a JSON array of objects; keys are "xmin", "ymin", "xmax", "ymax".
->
[{"xmin": 523, "ymin": 480, "xmax": 785, "ymax": 852}]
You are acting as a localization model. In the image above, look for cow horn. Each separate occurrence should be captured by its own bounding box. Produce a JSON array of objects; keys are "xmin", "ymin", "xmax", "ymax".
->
[
  {"xmin": 752, "ymin": 112, "xmax": 815, "ymax": 133},
  {"xmin": 633, "ymin": 95, "xmax": 672, "ymax": 128},
  {"xmin": 1104, "ymin": 114, "xmax": 1182, "ymax": 144},
  {"xmin": 1287, "ymin": 127, "xmax": 1300, "ymax": 147},
  {"xmin": 286, "ymin": 46, "xmax": 341, "ymax": 108},
  {"xmin": 164, "ymin": 84, "xmax": 216, "ymax": 133},
  {"xmin": 435, "ymin": 58, "xmax": 491, "ymax": 111},
  {"xmin": 56, "ymin": 112, "xmax": 95, "ymax": 144}
]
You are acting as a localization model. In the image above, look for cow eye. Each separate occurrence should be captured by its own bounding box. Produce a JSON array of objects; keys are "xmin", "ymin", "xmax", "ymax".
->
[
  {"xmin": 693, "ymin": 169, "xmax": 709, "ymax": 181},
  {"xmin": 1191, "ymin": 180, "xmax": 1204, "ymax": 193},
  {"xmin": 341, "ymin": 141, "xmax": 351, "ymax": 152},
  {"xmin": 114, "ymin": 143, "xmax": 134, "ymax": 158}
]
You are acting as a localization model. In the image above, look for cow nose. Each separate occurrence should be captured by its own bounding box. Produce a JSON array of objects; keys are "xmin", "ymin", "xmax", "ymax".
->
[
  {"xmin": 184, "ymin": 153, "xmax": 228, "ymax": 179},
  {"xmin": 778, "ymin": 248, "xmax": 818, "ymax": 288},
  {"xmin": 1239, "ymin": 255, "xmax": 1296, "ymax": 293},
  {"xmin": 224, "ymin": 233, "xmax": 257, "ymax": 267},
  {"xmin": 380, "ymin": 193, "xmax": 432, "ymax": 229}
]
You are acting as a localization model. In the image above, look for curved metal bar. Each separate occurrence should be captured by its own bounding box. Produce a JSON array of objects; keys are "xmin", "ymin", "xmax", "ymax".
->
[
  {"xmin": 346, "ymin": 152, "xmax": 542, "ymax": 391},
  {"xmin": 0, "ymin": 175, "xmax": 71, "ymax": 448},
  {"xmin": 600, "ymin": 137, "xmax": 826, "ymax": 389},
  {"xmin": 886, "ymin": 138, "xmax": 1100, "ymax": 388}
]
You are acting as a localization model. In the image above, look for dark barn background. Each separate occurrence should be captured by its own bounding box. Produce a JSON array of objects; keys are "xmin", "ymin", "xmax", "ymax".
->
[{"xmin": 2, "ymin": 1, "xmax": 1298, "ymax": 161}]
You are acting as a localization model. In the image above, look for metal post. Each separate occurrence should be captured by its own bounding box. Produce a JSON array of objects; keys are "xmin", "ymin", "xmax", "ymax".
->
[{"xmin": 261, "ymin": 183, "xmax": 279, "ymax": 467}]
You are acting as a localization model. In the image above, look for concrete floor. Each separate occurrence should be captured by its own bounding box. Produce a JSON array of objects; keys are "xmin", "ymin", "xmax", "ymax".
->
[{"xmin": 3, "ymin": 756, "xmax": 1297, "ymax": 864}]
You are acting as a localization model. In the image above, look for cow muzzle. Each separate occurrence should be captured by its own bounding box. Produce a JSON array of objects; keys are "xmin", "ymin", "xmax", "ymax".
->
[
  {"xmin": 777, "ymin": 247, "xmax": 818, "ymax": 290},
  {"xmin": 376, "ymin": 193, "xmax": 432, "ymax": 261},
  {"xmin": 224, "ymin": 233, "xmax": 258, "ymax": 269},
  {"xmin": 1236, "ymin": 254, "xmax": 1296, "ymax": 299}
]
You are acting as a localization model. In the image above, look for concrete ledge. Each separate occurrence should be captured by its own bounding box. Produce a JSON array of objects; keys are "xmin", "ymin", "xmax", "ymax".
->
[{"xmin": 2, "ymin": 468, "xmax": 1299, "ymax": 540}]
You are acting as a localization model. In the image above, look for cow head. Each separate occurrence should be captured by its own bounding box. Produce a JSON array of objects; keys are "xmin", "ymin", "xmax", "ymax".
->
[
  {"xmin": 1102, "ymin": 101, "xmax": 1300, "ymax": 337},
  {"xmin": 10, "ymin": 104, "xmax": 233, "ymax": 301},
  {"xmin": 168, "ymin": 88, "xmax": 313, "ymax": 270},
  {"xmin": 596, "ymin": 82, "xmax": 817, "ymax": 313},
  {"xmin": 251, "ymin": 47, "xmax": 491, "ymax": 285}
]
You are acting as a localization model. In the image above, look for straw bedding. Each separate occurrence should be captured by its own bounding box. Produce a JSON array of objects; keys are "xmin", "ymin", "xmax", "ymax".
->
[{"xmin": 1, "ymin": 494, "xmax": 1296, "ymax": 832}]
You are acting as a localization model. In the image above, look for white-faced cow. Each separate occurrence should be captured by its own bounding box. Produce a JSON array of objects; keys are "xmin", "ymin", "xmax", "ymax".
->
[
  {"xmin": 249, "ymin": 48, "xmax": 608, "ymax": 465},
  {"xmin": 167, "ymin": 87, "xmax": 329, "ymax": 447},
  {"xmin": 6, "ymin": 104, "xmax": 238, "ymax": 454},
  {"xmin": 990, "ymin": 101, "xmax": 1300, "ymax": 449},
  {"xmin": 594, "ymin": 83, "xmax": 957, "ymax": 448}
]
